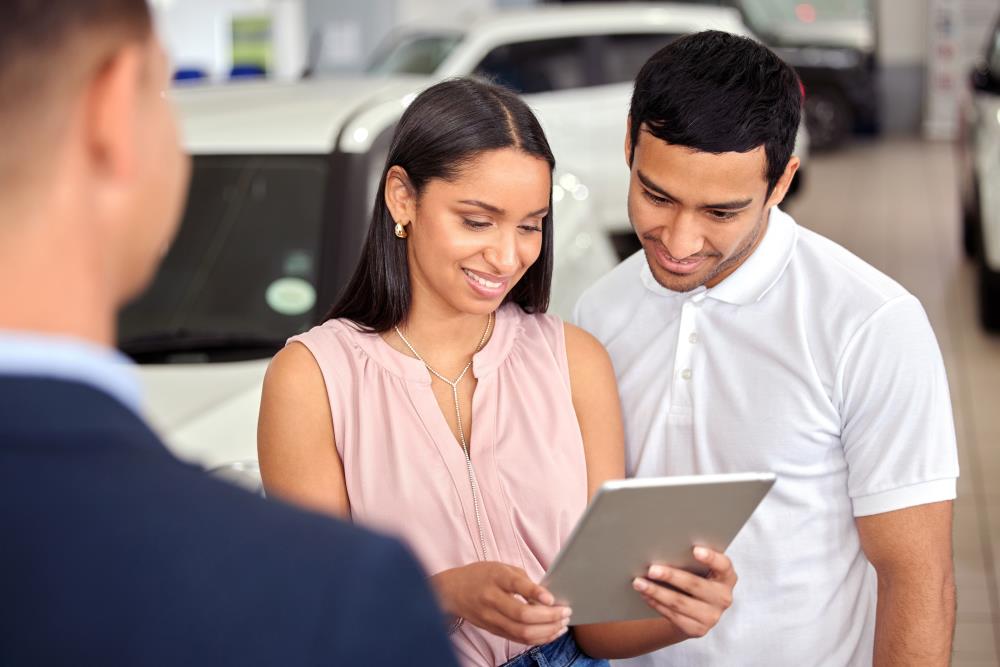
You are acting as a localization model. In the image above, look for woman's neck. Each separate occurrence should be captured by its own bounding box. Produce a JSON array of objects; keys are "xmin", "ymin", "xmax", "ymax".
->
[{"xmin": 388, "ymin": 291, "xmax": 495, "ymax": 374}]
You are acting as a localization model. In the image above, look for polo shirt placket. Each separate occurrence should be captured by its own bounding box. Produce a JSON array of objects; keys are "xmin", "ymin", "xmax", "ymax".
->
[{"xmin": 670, "ymin": 293, "xmax": 705, "ymax": 412}]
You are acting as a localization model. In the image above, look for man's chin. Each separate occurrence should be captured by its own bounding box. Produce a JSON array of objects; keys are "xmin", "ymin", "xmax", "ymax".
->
[
  {"xmin": 644, "ymin": 251, "xmax": 713, "ymax": 292},
  {"xmin": 653, "ymin": 272, "xmax": 707, "ymax": 293}
]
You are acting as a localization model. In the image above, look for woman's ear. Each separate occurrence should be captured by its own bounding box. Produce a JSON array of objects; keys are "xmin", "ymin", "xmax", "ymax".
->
[{"xmin": 384, "ymin": 166, "xmax": 417, "ymax": 232}]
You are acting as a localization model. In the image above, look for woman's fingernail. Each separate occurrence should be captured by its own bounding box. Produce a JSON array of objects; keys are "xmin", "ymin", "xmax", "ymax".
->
[
  {"xmin": 558, "ymin": 626, "xmax": 569, "ymax": 637},
  {"xmin": 562, "ymin": 608, "xmax": 573, "ymax": 619},
  {"xmin": 648, "ymin": 565, "xmax": 665, "ymax": 579},
  {"xmin": 694, "ymin": 546, "xmax": 710, "ymax": 559},
  {"xmin": 633, "ymin": 577, "xmax": 648, "ymax": 592}
]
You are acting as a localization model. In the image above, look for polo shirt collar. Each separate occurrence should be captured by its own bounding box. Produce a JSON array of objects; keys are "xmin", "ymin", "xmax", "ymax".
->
[{"xmin": 639, "ymin": 206, "xmax": 798, "ymax": 306}]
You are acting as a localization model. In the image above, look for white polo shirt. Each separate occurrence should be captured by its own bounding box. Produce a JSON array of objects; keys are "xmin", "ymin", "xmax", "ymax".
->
[{"xmin": 574, "ymin": 207, "xmax": 959, "ymax": 667}]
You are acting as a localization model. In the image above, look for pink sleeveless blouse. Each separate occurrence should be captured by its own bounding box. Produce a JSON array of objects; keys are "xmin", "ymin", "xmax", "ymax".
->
[{"xmin": 288, "ymin": 303, "xmax": 588, "ymax": 666}]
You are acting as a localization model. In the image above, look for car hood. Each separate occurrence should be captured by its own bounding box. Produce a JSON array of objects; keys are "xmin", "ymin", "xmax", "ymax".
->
[
  {"xmin": 137, "ymin": 358, "xmax": 269, "ymax": 469},
  {"xmin": 173, "ymin": 75, "xmax": 433, "ymax": 155}
]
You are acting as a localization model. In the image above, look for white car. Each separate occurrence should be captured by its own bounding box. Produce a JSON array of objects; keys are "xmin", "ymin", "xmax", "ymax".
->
[
  {"xmin": 959, "ymin": 15, "xmax": 1000, "ymax": 331},
  {"xmin": 128, "ymin": 3, "xmax": 808, "ymax": 475}
]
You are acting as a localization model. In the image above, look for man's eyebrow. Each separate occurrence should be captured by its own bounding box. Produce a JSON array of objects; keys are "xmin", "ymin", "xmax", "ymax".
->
[
  {"xmin": 636, "ymin": 170, "xmax": 754, "ymax": 211},
  {"xmin": 458, "ymin": 200, "xmax": 549, "ymax": 218}
]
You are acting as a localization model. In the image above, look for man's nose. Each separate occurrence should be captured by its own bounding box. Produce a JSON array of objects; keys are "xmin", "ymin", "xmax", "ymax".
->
[{"xmin": 662, "ymin": 211, "xmax": 704, "ymax": 259}]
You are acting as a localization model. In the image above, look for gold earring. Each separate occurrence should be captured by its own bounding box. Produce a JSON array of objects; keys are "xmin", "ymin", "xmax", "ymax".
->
[{"xmin": 394, "ymin": 221, "xmax": 408, "ymax": 239}]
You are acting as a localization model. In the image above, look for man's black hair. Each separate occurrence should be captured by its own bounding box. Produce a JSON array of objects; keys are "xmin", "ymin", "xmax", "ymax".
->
[{"xmin": 629, "ymin": 30, "xmax": 802, "ymax": 195}]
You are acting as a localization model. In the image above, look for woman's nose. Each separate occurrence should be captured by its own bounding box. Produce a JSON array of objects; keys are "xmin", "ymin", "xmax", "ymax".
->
[{"xmin": 483, "ymin": 234, "xmax": 519, "ymax": 274}]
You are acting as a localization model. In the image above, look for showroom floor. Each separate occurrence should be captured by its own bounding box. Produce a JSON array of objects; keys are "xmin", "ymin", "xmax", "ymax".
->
[{"xmin": 784, "ymin": 137, "xmax": 1000, "ymax": 664}]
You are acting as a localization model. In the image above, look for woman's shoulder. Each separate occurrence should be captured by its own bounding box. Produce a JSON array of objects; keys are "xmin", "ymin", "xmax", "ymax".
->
[
  {"xmin": 506, "ymin": 305, "xmax": 605, "ymax": 358},
  {"xmin": 562, "ymin": 321, "xmax": 607, "ymax": 360},
  {"xmin": 289, "ymin": 317, "xmax": 361, "ymax": 345},
  {"xmin": 267, "ymin": 319, "xmax": 362, "ymax": 384},
  {"xmin": 287, "ymin": 318, "xmax": 375, "ymax": 359}
]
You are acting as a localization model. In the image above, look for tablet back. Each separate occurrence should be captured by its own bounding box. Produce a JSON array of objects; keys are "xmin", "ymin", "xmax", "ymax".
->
[{"xmin": 542, "ymin": 472, "xmax": 775, "ymax": 625}]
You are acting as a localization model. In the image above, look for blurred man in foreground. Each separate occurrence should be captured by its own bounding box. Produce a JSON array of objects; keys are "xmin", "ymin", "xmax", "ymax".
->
[{"xmin": 0, "ymin": 3, "xmax": 457, "ymax": 665}]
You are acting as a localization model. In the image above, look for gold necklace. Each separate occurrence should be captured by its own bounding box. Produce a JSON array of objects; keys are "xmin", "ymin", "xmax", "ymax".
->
[{"xmin": 394, "ymin": 312, "xmax": 494, "ymax": 561}]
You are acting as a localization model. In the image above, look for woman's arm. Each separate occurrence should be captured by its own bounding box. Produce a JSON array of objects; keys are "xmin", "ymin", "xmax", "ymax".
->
[
  {"xmin": 563, "ymin": 323, "xmax": 736, "ymax": 659},
  {"xmin": 257, "ymin": 342, "xmax": 351, "ymax": 518},
  {"xmin": 258, "ymin": 343, "xmax": 570, "ymax": 642}
]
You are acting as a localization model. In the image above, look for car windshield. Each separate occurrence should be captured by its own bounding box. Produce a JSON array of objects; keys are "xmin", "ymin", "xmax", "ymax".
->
[
  {"xmin": 367, "ymin": 32, "xmax": 464, "ymax": 75},
  {"xmin": 118, "ymin": 155, "xmax": 329, "ymax": 363}
]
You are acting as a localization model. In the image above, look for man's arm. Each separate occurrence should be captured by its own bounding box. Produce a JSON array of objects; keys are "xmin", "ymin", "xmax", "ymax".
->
[{"xmin": 856, "ymin": 500, "xmax": 955, "ymax": 666}]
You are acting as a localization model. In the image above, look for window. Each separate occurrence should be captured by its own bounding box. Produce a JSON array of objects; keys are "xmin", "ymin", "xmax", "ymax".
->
[
  {"xmin": 599, "ymin": 33, "xmax": 682, "ymax": 85},
  {"xmin": 368, "ymin": 33, "xmax": 463, "ymax": 76},
  {"xmin": 119, "ymin": 156, "xmax": 329, "ymax": 362},
  {"xmin": 989, "ymin": 21, "xmax": 1000, "ymax": 80},
  {"xmin": 473, "ymin": 37, "xmax": 592, "ymax": 94}
]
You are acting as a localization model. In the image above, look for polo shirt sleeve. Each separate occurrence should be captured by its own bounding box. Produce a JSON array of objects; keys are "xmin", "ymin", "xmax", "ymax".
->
[{"xmin": 835, "ymin": 294, "xmax": 959, "ymax": 517}]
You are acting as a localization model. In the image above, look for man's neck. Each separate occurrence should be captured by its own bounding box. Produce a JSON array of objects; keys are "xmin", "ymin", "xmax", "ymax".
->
[{"xmin": 0, "ymin": 216, "xmax": 116, "ymax": 348}]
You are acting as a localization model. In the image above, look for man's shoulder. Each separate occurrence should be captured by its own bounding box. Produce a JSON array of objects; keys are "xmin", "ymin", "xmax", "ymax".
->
[
  {"xmin": 0, "ymin": 393, "xmax": 449, "ymax": 665},
  {"xmin": 579, "ymin": 249, "xmax": 647, "ymax": 305},
  {"xmin": 0, "ymin": 375, "xmax": 409, "ymax": 576},
  {"xmin": 574, "ymin": 250, "xmax": 648, "ymax": 336},
  {"xmin": 778, "ymin": 213, "xmax": 933, "ymax": 364},
  {"xmin": 790, "ymin": 221, "xmax": 910, "ymax": 307}
]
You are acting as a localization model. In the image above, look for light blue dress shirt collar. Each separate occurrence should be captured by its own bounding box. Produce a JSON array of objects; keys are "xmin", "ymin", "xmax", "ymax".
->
[{"xmin": 0, "ymin": 330, "xmax": 143, "ymax": 415}]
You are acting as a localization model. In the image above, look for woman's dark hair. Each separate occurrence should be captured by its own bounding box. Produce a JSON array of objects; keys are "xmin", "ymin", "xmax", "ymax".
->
[
  {"xmin": 629, "ymin": 30, "xmax": 802, "ymax": 196},
  {"xmin": 326, "ymin": 77, "xmax": 556, "ymax": 332}
]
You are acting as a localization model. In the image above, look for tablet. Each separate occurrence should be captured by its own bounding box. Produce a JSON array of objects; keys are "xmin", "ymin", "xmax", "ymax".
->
[{"xmin": 541, "ymin": 472, "xmax": 775, "ymax": 625}]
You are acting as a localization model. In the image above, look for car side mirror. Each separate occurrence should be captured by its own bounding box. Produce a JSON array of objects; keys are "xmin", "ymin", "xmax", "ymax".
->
[{"xmin": 970, "ymin": 63, "xmax": 1000, "ymax": 93}]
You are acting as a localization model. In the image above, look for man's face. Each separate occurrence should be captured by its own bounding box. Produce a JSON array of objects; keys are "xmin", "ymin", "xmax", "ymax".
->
[
  {"xmin": 119, "ymin": 37, "xmax": 190, "ymax": 303},
  {"xmin": 626, "ymin": 127, "xmax": 791, "ymax": 293}
]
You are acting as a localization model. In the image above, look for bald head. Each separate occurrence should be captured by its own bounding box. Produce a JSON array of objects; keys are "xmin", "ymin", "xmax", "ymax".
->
[{"xmin": 0, "ymin": 0, "xmax": 153, "ymax": 190}]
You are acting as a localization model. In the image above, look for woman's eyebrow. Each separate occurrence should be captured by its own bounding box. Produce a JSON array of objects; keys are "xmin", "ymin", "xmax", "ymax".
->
[
  {"xmin": 458, "ymin": 200, "xmax": 548, "ymax": 217},
  {"xmin": 459, "ymin": 199, "xmax": 504, "ymax": 214}
]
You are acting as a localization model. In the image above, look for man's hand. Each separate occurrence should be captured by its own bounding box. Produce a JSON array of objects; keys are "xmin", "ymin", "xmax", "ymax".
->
[{"xmin": 631, "ymin": 546, "xmax": 737, "ymax": 638}]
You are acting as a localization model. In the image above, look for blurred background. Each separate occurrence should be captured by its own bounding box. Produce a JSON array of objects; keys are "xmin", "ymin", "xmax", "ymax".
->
[{"xmin": 131, "ymin": 2, "xmax": 999, "ymax": 662}]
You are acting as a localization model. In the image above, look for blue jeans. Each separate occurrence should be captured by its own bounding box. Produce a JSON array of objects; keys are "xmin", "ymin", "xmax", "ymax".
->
[{"xmin": 499, "ymin": 631, "xmax": 610, "ymax": 667}]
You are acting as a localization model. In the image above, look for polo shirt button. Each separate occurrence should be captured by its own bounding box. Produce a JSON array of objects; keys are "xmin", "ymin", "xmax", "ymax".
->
[
  {"xmin": 681, "ymin": 369, "xmax": 692, "ymax": 380},
  {"xmin": 688, "ymin": 333, "xmax": 699, "ymax": 344}
]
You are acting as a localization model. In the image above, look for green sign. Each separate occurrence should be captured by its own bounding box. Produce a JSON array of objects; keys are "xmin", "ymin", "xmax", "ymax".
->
[{"xmin": 231, "ymin": 15, "xmax": 272, "ymax": 73}]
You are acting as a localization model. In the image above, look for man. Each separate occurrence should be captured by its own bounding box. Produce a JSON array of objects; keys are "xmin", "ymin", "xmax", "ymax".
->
[
  {"xmin": 0, "ymin": 3, "xmax": 457, "ymax": 665},
  {"xmin": 575, "ymin": 31, "xmax": 958, "ymax": 666}
]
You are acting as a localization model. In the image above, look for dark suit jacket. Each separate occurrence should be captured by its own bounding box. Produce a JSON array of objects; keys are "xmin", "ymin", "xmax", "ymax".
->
[{"xmin": 0, "ymin": 377, "xmax": 458, "ymax": 666}]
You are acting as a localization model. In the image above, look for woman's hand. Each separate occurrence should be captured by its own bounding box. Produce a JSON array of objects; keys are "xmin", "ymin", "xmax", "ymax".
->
[
  {"xmin": 431, "ymin": 562, "xmax": 571, "ymax": 645},
  {"xmin": 632, "ymin": 546, "xmax": 737, "ymax": 639}
]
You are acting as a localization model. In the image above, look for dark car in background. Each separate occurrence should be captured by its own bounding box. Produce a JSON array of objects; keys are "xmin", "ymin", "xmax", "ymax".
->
[{"xmin": 739, "ymin": 0, "xmax": 879, "ymax": 151}]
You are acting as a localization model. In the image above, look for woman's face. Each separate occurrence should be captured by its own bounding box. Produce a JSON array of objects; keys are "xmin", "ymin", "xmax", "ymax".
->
[{"xmin": 390, "ymin": 148, "xmax": 552, "ymax": 317}]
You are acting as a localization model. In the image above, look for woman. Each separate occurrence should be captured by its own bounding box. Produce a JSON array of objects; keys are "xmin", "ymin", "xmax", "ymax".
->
[{"xmin": 257, "ymin": 78, "xmax": 736, "ymax": 666}]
